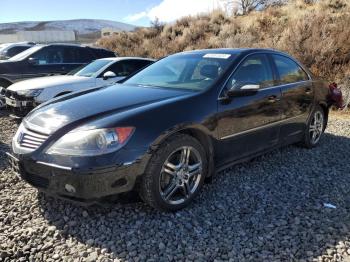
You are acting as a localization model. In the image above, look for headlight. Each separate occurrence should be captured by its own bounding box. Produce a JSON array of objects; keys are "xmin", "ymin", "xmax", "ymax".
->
[
  {"xmin": 16, "ymin": 88, "xmax": 43, "ymax": 97},
  {"xmin": 46, "ymin": 127, "xmax": 134, "ymax": 156}
]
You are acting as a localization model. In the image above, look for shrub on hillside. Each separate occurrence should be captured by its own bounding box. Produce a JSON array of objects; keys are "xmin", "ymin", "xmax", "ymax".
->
[{"xmin": 97, "ymin": 0, "xmax": 350, "ymax": 85}]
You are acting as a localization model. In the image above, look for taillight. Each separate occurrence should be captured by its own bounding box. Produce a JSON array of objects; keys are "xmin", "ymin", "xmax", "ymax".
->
[{"xmin": 328, "ymin": 82, "xmax": 344, "ymax": 109}]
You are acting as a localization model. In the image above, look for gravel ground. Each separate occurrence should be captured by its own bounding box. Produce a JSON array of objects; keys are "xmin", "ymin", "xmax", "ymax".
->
[{"xmin": 1, "ymin": 110, "xmax": 350, "ymax": 262}]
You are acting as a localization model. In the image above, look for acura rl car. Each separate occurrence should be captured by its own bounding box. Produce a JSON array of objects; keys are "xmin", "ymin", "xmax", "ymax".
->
[
  {"xmin": 3, "ymin": 57, "xmax": 154, "ymax": 115},
  {"xmin": 7, "ymin": 48, "xmax": 335, "ymax": 211}
]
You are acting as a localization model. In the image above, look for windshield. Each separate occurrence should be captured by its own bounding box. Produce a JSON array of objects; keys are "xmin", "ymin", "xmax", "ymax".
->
[
  {"xmin": 124, "ymin": 53, "xmax": 234, "ymax": 91},
  {"xmin": 9, "ymin": 45, "xmax": 43, "ymax": 61},
  {"xmin": 0, "ymin": 44, "xmax": 10, "ymax": 52},
  {"xmin": 74, "ymin": 59, "xmax": 111, "ymax": 77},
  {"xmin": 67, "ymin": 65, "xmax": 85, "ymax": 75}
]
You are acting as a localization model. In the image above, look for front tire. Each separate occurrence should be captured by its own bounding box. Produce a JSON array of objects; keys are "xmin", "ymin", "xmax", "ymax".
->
[
  {"xmin": 300, "ymin": 106, "xmax": 326, "ymax": 148},
  {"xmin": 139, "ymin": 134, "xmax": 207, "ymax": 211}
]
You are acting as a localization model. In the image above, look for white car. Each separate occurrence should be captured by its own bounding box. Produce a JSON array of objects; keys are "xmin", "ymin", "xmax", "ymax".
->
[
  {"xmin": 0, "ymin": 42, "xmax": 36, "ymax": 60},
  {"xmin": 2, "ymin": 57, "xmax": 154, "ymax": 115}
]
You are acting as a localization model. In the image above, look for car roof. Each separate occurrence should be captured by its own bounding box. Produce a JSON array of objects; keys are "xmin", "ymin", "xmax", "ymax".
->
[
  {"xmin": 0, "ymin": 42, "xmax": 35, "ymax": 49},
  {"xmin": 180, "ymin": 48, "xmax": 289, "ymax": 56},
  {"xmin": 97, "ymin": 57, "xmax": 156, "ymax": 62},
  {"xmin": 35, "ymin": 43, "xmax": 112, "ymax": 51}
]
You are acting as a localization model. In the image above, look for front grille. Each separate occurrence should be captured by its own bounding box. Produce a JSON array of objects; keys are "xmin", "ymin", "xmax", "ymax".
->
[
  {"xmin": 25, "ymin": 173, "xmax": 49, "ymax": 188},
  {"xmin": 4, "ymin": 89, "xmax": 34, "ymax": 101},
  {"xmin": 18, "ymin": 127, "xmax": 49, "ymax": 150}
]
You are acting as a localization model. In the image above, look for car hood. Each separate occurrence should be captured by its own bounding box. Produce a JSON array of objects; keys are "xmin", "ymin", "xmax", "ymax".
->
[
  {"xmin": 25, "ymin": 84, "xmax": 193, "ymax": 134},
  {"xmin": 8, "ymin": 75, "xmax": 94, "ymax": 91}
]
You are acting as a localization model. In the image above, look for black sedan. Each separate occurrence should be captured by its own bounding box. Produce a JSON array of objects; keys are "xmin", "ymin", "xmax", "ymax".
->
[{"xmin": 8, "ymin": 49, "xmax": 334, "ymax": 211}]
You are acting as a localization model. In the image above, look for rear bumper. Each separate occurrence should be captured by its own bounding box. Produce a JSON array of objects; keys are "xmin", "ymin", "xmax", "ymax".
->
[{"xmin": 7, "ymin": 150, "xmax": 149, "ymax": 204}]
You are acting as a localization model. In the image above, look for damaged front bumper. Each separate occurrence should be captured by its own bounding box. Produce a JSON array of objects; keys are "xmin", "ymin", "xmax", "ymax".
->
[{"xmin": 1, "ymin": 88, "xmax": 37, "ymax": 115}]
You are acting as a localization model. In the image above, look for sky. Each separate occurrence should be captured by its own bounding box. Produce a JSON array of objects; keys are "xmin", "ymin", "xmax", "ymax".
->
[{"xmin": 0, "ymin": 0, "xmax": 225, "ymax": 27}]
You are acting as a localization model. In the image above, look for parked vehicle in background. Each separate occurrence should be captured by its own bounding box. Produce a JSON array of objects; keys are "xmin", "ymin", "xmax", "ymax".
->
[
  {"xmin": 0, "ymin": 42, "xmax": 36, "ymax": 60},
  {"xmin": 7, "ymin": 48, "xmax": 337, "ymax": 211},
  {"xmin": 0, "ymin": 43, "xmax": 116, "ymax": 89},
  {"xmin": 3, "ymin": 57, "xmax": 154, "ymax": 115}
]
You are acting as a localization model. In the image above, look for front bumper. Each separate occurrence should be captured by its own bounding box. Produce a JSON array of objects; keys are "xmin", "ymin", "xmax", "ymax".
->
[
  {"xmin": 7, "ymin": 149, "xmax": 150, "ymax": 204},
  {"xmin": 5, "ymin": 97, "xmax": 35, "ymax": 108},
  {"xmin": 1, "ymin": 88, "xmax": 36, "ymax": 115}
]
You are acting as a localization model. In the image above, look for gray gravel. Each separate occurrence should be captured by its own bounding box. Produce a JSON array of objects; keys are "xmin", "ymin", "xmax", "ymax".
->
[{"xmin": 1, "ymin": 109, "xmax": 350, "ymax": 262}]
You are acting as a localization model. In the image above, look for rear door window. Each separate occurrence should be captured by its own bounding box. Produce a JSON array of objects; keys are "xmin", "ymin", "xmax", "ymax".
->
[
  {"xmin": 64, "ymin": 47, "xmax": 93, "ymax": 63},
  {"xmin": 76, "ymin": 48, "xmax": 94, "ymax": 63},
  {"xmin": 228, "ymin": 54, "xmax": 274, "ymax": 89},
  {"xmin": 272, "ymin": 55, "xmax": 309, "ymax": 84}
]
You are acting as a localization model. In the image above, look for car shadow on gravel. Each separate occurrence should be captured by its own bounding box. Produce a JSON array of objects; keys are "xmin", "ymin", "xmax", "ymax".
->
[{"xmin": 38, "ymin": 132, "xmax": 350, "ymax": 261}]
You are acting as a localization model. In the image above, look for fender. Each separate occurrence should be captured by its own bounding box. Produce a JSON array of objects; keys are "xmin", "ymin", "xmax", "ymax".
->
[{"xmin": 149, "ymin": 123, "xmax": 216, "ymax": 177}]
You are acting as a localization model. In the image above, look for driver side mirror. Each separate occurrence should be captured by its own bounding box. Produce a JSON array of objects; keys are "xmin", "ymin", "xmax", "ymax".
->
[
  {"xmin": 226, "ymin": 82, "xmax": 260, "ymax": 97},
  {"xmin": 103, "ymin": 71, "xmax": 116, "ymax": 80},
  {"xmin": 28, "ymin": 57, "xmax": 39, "ymax": 65}
]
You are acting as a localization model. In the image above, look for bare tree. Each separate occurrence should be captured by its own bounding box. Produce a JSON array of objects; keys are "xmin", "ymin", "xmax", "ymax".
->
[
  {"xmin": 221, "ymin": 0, "xmax": 267, "ymax": 14},
  {"xmin": 151, "ymin": 17, "xmax": 165, "ymax": 33}
]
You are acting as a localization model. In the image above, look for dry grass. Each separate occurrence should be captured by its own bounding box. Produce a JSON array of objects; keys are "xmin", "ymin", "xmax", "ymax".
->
[{"xmin": 97, "ymin": 0, "xmax": 350, "ymax": 85}]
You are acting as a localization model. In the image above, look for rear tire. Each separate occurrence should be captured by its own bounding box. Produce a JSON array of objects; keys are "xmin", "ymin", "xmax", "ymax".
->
[
  {"xmin": 300, "ymin": 105, "xmax": 326, "ymax": 148},
  {"xmin": 139, "ymin": 134, "xmax": 207, "ymax": 211}
]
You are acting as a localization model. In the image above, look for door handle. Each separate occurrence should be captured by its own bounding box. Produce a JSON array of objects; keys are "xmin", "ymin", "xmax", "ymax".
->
[{"xmin": 267, "ymin": 95, "xmax": 279, "ymax": 103}]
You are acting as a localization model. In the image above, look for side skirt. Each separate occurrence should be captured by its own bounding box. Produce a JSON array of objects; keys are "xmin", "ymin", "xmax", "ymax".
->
[{"xmin": 214, "ymin": 143, "xmax": 286, "ymax": 174}]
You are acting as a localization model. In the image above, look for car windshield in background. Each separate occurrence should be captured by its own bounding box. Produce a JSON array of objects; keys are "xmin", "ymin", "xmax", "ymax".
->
[
  {"xmin": 8, "ymin": 45, "xmax": 43, "ymax": 61},
  {"xmin": 124, "ymin": 53, "xmax": 234, "ymax": 91},
  {"xmin": 0, "ymin": 44, "xmax": 10, "ymax": 52},
  {"xmin": 67, "ymin": 65, "xmax": 86, "ymax": 75},
  {"xmin": 74, "ymin": 59, "xmax": 111, "ymax": 77}
]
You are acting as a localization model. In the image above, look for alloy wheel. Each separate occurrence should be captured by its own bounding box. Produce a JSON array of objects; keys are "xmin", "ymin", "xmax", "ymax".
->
[
  {"xmin": 309, "ymin": 110, "xmax": 324, "ymax": 145},
  {"xmin": 159, "ymin": 146, "xmax": 203, "ymax": 205}
]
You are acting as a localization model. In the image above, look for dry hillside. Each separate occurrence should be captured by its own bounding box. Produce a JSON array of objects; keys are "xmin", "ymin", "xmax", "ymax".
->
[{"xmin": 98, "ymin": 0, "xmax": 350, "ymax": 92}]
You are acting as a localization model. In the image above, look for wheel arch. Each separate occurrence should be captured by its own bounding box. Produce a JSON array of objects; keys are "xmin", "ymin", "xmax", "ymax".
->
[{"xmin": 152, "ymin": 126, "xmax": 215, "ymax": 178}]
